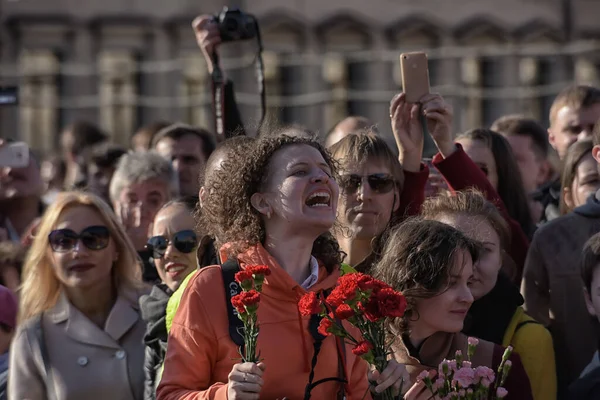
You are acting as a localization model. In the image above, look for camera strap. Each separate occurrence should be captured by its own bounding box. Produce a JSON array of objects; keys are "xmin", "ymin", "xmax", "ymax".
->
[
  {"xmin": 210, "ymin": 20, "xmax": 266, "ymax": 141},
  {"xmin": 211, "ymin": 51, "xmax": 227, "ymax": 141}
]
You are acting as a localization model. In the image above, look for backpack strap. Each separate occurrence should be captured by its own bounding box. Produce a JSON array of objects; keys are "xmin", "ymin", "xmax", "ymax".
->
[
  {"xmin": 304, "ymin": 290, "xmax": 348, "ymax": 400},
  {"xmin": 220, "ymin": 259, "xmax": 245, "ymax": 348},
  {"xmin": 515, "ymin": 319, "xmax": 541, "ymax": 333}
]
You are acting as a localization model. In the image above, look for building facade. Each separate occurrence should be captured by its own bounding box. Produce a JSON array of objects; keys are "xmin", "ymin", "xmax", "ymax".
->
[{"xmin": 1, "ymin": 0, "xmax": 599, "ymax": 155}]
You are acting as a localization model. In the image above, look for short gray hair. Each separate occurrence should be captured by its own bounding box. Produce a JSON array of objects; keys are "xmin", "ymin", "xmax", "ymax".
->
[{"xmin": 109, "ymin": 151, "xmax": 179, "ymax": 204}]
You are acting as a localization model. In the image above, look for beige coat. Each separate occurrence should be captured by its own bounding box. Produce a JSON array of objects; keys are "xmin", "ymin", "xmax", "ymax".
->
[{"xmin": 8, "ymin": 288, "xmax": 146, "ymax": 400}]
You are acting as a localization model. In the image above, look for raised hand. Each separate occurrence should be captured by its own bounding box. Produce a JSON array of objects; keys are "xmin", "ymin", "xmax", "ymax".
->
[
  {"xmin": 419, "ymin": 93, "xmax": 455, "ymax": 158},
  {"xmin": 192, "ymin": 15, "xmax": 222, "ymax": 74},
  {"xmin": 390, "ymin": 93, "xmax": 424, "ymax": 172}
]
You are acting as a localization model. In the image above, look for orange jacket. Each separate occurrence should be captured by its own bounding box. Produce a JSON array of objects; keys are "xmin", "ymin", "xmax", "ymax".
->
[{"xmin": 156, "ymin": 244, "xmax": 371, "ymax": 400}]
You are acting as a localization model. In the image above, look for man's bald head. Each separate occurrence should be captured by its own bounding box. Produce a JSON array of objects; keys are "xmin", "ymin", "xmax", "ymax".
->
[
  {"xmin": 199, "ymin": 136, "xmax": 254, "ymax": 206},
  {"xmin": 325, "ymin": 116, "xmax": 375, "ymax": 148}
]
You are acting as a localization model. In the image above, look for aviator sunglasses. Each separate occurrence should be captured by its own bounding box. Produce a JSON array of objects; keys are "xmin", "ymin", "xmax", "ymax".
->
[
  {"xmin": 48, "ymin": 226, "xmax": 110, "ymax": 253},
  {"xmin": 146, "ymin": 230, "xmax": 198, "ymax": 259},
  {"xmin": 339, "ymin": 173, "xmax": 396, "ymax": 194}
]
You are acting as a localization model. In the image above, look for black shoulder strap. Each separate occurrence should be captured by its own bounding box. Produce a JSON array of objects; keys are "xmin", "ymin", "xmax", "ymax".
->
[
  {"xmin": 515, "ymin": 319, "xmax": 541, "ymax": 333},
  {"xmin": 220, "ymin": 259, "xmax": 245, "ymax": 347},
  {"xmin": 304, "ymin": 290, "xmax": 347, "ymax": 400}
]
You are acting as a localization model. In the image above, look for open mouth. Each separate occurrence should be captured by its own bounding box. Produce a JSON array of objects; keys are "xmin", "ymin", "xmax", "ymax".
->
[
  {"xmin": 166, "ymin": 263, "xmax": 187, "ymax": 274},
  {"xmin": 305, "ymin": 191, "xmax": 331, "ymax": 208}
]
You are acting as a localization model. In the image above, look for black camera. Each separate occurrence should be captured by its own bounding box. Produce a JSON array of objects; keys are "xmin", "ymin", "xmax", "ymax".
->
[{"xmin": 213, "ymin": 7, "xmax": 257, "ymax": 43}]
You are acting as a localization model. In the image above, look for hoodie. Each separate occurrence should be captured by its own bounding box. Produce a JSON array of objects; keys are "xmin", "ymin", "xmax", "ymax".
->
[
  {"xmin": 140, "ymin": 284, "xmax": 173, "ymax": 400},
  {"xmin": 156, "ymin": 243, "xmax": 371, "ymax": 400}
]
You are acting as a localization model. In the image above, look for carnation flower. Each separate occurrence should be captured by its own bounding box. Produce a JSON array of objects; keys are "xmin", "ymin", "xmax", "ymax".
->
[
  {"xmin": 351, "ymin": 340, "xmax": 373, "ymax": 356},
  {"xmin": 496, "ymin": 387, "xmax": 508, "ymax": 398},
  {"xmin": 335, "ymin": 303, "xmax": 355, "ymax": 320},
  {"xmin": 467, "ymin": 337, "xmax": 479, "ymax": 346},
  {"xmin": 247, "ymin": 265, "xmax": 271, "ymax": 276},
  {"xmin": 417, "ymin": 370, "xmax": 430, "ymax": 382},
  {"xmin": 375, "ymin": 287, "xmax": 407, "ymax": 318},
  {"xmin": 298, "ymin": 292, "xmax": 322, "ymax": 316},
  {"xmin": 235, "ymin": 270, "xmax": 254, "ymax": 290},
  {"xmin": 235, "ymin": 270, "xmax": 253, "ymax": 283},
  {"xmin": 317, "ymin": 317, "xmax": 332, "ymax": 337},
  {"xmin": 232, "ymin": 290, "xmax": 260, "ymax": 314},
  {"xmin": 453, "ymin": 367, "xmax": 475, "ymax": 388}
]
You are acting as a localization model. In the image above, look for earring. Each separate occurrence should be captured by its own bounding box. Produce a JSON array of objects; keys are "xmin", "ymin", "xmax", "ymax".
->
[{"xmin": 266, "ymin": 211, "xmax": 272, "ymax": 219}]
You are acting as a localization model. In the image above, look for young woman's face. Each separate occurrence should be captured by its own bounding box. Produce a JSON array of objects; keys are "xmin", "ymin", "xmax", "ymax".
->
[
  {"xmin": 566, "ymin": 153, "xmax": 600, "ymax": 210},
  {"xmin": 337, "ymin": 158, "xmax": 399, "ymax": 240},
  {"xmin": 258, "ymin": 144, "xmax": 339, "ymax": 235},
  {"xmin": 411, "ymin": 249, "xmax": 474, "ymax": 339},
  {"xmin": 50, "ymin": 205, "xmax": 117, "ymax": 291},
  {"xmin": 151, "ymin": 204, "xmax": 198, "ymax": 291},
  {"xmin": 437, "ymin": 214, "xmax": 502, "ymax": 300},
  {"xmin": 456, "ymin": 138, "xmax": 498, "ymax": 191}
]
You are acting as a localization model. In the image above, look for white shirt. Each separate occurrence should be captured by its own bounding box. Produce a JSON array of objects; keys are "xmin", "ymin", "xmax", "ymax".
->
[{"xmin": 300, "ymin": 256, "xmax": 320, "ymax": 290}]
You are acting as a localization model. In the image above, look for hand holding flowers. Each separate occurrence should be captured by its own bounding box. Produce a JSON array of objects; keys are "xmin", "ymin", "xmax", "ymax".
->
[
  {"xmin": 298, "ymin": 273, "xmax": 408, "ymax": 399},
  {"xmin": 415, "ymin": 338, "xmax": 513, "ymax": 400}
]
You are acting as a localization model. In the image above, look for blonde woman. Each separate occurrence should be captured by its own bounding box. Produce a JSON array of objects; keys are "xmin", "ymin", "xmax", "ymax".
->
[{"xmin": 9, "ymin": 191, "xmax": 147, "ymax": 400}]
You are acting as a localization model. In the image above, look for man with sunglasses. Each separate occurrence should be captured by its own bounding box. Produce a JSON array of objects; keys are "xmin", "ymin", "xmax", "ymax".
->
[{"xmin": 328, "ymin": 132, "xmax": 404, "ymax": 273}]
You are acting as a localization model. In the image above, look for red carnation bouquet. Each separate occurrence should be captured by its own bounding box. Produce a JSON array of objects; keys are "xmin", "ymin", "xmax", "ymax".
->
[
  {"xmin": 231, "ymin": 265, "xmax": 271, "ymax": 363},
  {"xmin": 298, "ymin": 272, "xmax": 408, "ymax": 400}
]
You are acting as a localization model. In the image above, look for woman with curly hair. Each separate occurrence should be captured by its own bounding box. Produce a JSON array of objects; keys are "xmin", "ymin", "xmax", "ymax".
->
[{"xmin": 157, "ymin": 132, "xmax": 408, "ymax": 400}]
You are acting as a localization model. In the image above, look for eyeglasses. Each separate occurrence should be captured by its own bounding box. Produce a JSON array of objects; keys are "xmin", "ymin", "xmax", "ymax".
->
[
  {"xmin": 339, "ymin": 173, "xmax": 396, "ymax": 194},
  {"xmin": 146, "ymin": 230, "xmax": 198, "ymax": 259},
  {"xmin": 48, "ymin": 226, "xmax": 110, "ymax": 253}
]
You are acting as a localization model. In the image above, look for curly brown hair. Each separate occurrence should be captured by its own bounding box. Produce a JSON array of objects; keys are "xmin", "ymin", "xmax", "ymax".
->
[
  {"xmin": 373, "ymin": 218, "xmax": 481, "ymax": 334},
  {"xmin": 198, "ymin": 131, "xmax": 343, "ymax": 271}
]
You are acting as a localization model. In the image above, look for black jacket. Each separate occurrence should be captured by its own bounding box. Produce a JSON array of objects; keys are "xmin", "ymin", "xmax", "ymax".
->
[
  {"xmin": 569, "ymin": 366, "xmax": 600, "ymax": 400},
  {"xmin": 139, "ymin": 284, "xmax": 173, "ymax": 400},
  {"xmin": 462, "ymin": 271, "xmax": 524, "ymax": 345}
]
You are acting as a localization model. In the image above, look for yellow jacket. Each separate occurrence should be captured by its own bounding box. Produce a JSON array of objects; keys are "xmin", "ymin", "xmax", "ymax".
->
[{"xmin": 503, "ymin": 306, "xmax": 556, "ymax": 400}]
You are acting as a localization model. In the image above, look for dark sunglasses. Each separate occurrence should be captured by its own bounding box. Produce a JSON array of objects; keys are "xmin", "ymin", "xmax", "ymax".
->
[
  {"xmin": 146, "ymin": 230, "xmax": 198, "ymax": 259},
  {"xmin": 339, "ymin": 173, "xmax": 396, "ymax": 194},
  {"xmin": 48, "ymin": 226, "xmax": 110, "ymax": 253}
]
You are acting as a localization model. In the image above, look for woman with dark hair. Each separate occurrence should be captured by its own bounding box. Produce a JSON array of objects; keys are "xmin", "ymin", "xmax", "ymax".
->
[
  {"xmin": 421, "ymin": 190, "xmax": 555, "ymax": 400},
  {"xmin": 560, "ymin": 139, "xmax": 600, "ymax": 214},
  {"xmin": 139, "ymin": 196, "xmax": 200, "ymax": 400},
  {"xmin": 373, "ymin": 218, "xmax": 533, "ymax": 400},
  {"xmin": 157, "ymin": 133, "xmax": 406, "ymax": 400},
  {"xmin": 390, "ymin": 93, "xmax": 530, "ymax": 283},
  {"xmin": 455, "ymin": 129, "xmax": 535, "ymax": 238}
]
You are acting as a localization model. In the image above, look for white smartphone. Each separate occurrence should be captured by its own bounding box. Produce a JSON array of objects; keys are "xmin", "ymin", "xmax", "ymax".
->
[{"xmin": 0, "ymin": 142, "xmax": 29, "ymax": 168}]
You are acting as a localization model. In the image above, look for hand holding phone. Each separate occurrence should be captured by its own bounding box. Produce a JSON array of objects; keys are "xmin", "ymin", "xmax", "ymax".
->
[{"xmin": 0, "ymin": 142, "xmax": 29, "ymax": 168}]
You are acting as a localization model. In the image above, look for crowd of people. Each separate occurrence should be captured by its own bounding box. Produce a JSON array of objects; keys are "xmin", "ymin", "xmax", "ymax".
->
[{"xmin": 2, "ymin": 13, "xmax": 600, "ymax": 400}]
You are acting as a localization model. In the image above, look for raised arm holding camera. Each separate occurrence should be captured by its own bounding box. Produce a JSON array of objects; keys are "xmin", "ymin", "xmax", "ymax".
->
[{"xmin": 192, "ymin": 9, "xmax": 258, "ymax": 140}]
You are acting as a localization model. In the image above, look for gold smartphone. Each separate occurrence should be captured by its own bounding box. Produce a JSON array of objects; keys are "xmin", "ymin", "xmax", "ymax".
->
[{"xmin": 400, "ymin": 52, "xmax": 430, "ymax": 103}]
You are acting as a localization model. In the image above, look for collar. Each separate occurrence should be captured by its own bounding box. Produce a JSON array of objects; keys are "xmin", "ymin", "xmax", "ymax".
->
[
  {"xmin": 300, "ymin": 256, "xmax": 320, "ymax": 290},
  {"xmin": 46, "ymin": 288, "xmax": 141, "ymax": 349}
]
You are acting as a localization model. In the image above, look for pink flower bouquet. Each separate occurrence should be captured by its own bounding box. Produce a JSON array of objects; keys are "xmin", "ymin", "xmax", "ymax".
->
[{"xmin": 416, "ymin": 338, "xmax": 513, "ymax": 400}]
